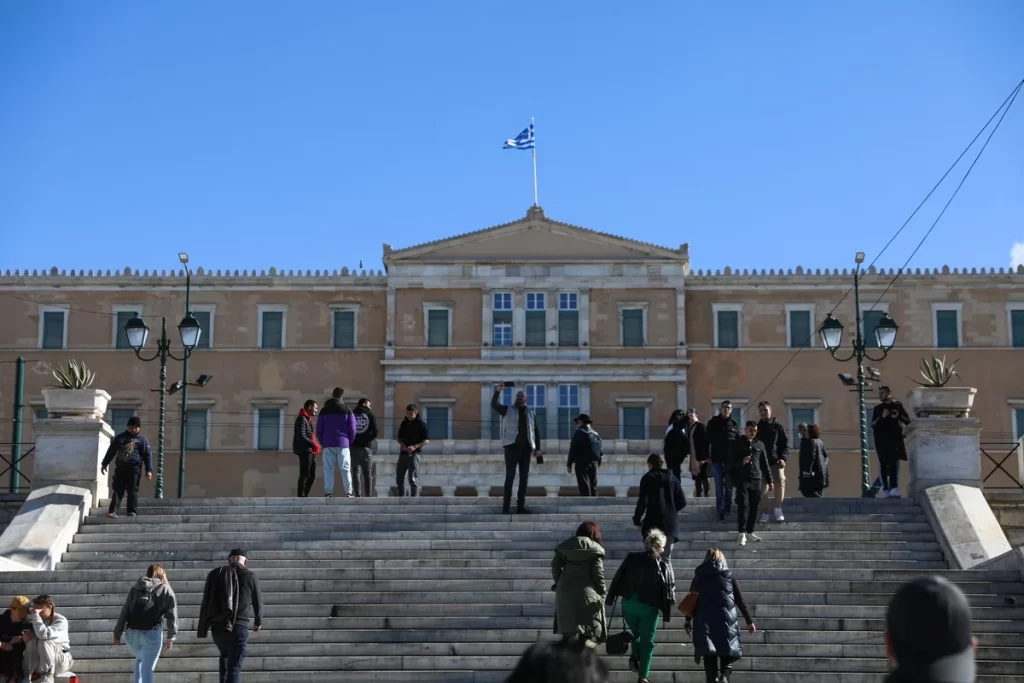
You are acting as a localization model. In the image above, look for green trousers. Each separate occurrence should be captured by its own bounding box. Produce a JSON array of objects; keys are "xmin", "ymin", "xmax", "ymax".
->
[{"xmin": 622, "ymin": 596, "xmax": 662, "ymax": 677}]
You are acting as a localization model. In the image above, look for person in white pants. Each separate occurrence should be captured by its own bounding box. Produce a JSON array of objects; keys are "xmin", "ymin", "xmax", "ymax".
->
[
  {"xmin": 22, "ymin": 595, "xmax": 72, "ymax": 683},
  {"xmin": 315, "ymin": 387, "xmax": 357, "ymax": 498}
]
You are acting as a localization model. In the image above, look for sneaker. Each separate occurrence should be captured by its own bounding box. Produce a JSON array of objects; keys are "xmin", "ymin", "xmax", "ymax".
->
[
  {"xmin": 881, "ymin": 489, "xmax": 890, "ymax": 498},
  {"xmin": 325, "ymin": 493, "xmax": 333, "ymax": 499},
  {"xmin": 106, "ymin": 512, "xmax": 117, "ymax": 519},
  {"xmin": 888, "ymin": 488, "xmax": 901, "ymax": 498},
  {"xmin": 738, "ymin": 533, "xmax": 747, "ymax": 546},
  {"xmin": 128, "ymin": 512, "xmax": 137, "ymax": 518},
  {"xmin": 718, "ymin": 516, "xmax": 728, "ymax": 523},
  {"xmin": 759, "ymin": 513, "xmax": 769, "ymax": 524},
  {"xmin": 774, "ymin": 508, "xmax": 785, "ymax": 522},
  {"xmin": 749, "ymin": 533, "xmax": 762, "ymax": 542}
]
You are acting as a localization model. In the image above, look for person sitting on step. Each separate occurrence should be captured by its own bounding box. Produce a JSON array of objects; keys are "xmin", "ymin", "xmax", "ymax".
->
[{"xmin": 21, "ymin": 595, "xmax": 72, "ymax": 683}]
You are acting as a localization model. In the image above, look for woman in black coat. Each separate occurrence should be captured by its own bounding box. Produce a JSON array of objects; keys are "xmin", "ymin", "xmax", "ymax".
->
[
  {"xmin": 663, "ymin": 410, "xmax": 688, "ymax": 482},
  {"xmin": 684, "ymin": 548, "xmax": 755, "ymax": 683},
  {"xmin": 798, "ymin": 424, "xmax": 830, "ymax": 498},
  {"xmin": 0, "ymin": 596, "xmax": 30, "ymax": 683},
  {"xmin": 633, "ymin": 453, "xmax": 686, "ymax": 582}
]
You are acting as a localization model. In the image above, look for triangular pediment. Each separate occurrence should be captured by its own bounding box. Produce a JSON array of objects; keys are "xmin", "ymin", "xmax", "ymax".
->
[{"xmin": 384, "ymin": 207, "xmax": 687, "ymax": 264}]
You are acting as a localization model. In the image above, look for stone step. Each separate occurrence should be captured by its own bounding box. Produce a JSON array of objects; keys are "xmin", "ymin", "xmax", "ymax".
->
[{"xmin": 98, "ymin": 496, "xmax": 920, "ymax": 507}]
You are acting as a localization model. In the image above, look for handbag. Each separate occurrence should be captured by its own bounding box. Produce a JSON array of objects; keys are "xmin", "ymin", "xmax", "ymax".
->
[
  {"xmin": 678, "ymin": 591, "xmax": 699, "ymax": 617},
  {"xmin": 604, "ymin": 599, "xmax": 634, "ymax": 656}
]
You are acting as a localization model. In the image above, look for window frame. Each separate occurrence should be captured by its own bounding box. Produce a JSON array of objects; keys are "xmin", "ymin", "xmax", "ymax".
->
[
  {"xmin": 330, "ymin": 304, "xmax": 360, "ymax": 350},
  {"xmin": 557, "ymin": 384, "xmax": 580, "ymax": 440},
  {"xmin": 558, "ymin": 292, "xmax": 579, "ymax": 312},
  {"xmin": 712, "ymin": 304, "xmax": 743, "ymax": 349},
  {"xmin": 257, "ymin": 304, "xmax": 288, "ymax": 350},
  {"xmin": 252, "ymin": 406, "xmax": 286, "ymax": 451},
  {"xmin": 1012, "ymin": 405, "xmax": 1024, "ymax": 442},
  {"xmin": 492, "ymin": 292, "xmax": 513, "ymax": 348},
  {"xmin": 618, "ymin": 303, "xmax": 648, "ymax": 348},
  {"xmin": 784, "ymin": 304, "xmax": 815, "ymax": 349},
  {"xmin": 1007, "ymin": 304, "xmax": 1024, "ymax": 348},
  {"xmin": 185, "ymin": 407, "xmax": 211, "ymax": 451},
  {"xmin": 423, "ymin": 304, "xmax": 453, "ymax": 347},
  {"xmin": 37, "ymin": 305, "xmax": 69, "ymax": 350},
  {"xmin": 931, "ymin": 302, "xmax": 963, "ymax": 349},
  {"xmin": 557, "ymin": 291, "xmax": 580, "ymax": 347},
  {"xmin": 190, "ymin": 304, "xmax": 216, "ymax": 350},
  {"xmin": 419, "ymin": 399, "xmax": 456, "ymax": 440},
  {"xmin": 111, "ymin": 304, "xmax": 144, "ymax": 350},
  {"xmin": 106, "ymin": 406, "xmax": 138, "ymax": 431},
  {"xmin": 789, "ymin": 406, "xmax": 819, "ymax": 448},
  {"xmin": 618, "ymin": 404, "xmax": 650, "ymax": 440},
  {"xmin": 858, "ymin": 302, "xmax": 889, "ymax": 350}
]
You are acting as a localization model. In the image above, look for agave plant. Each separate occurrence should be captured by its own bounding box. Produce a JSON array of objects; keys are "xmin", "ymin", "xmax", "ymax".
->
[
  {"xmin": 52, "ymin": 359, "xmax": 97, "ymax": 390},
  {"xmin": 913, "ymin": 356, "xmax": 959, "ymax": 388}
]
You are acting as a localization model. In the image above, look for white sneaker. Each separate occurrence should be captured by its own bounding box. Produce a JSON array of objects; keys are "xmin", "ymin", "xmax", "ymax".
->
[
  {"xmin": 888, "ymin": 488, "xmax": 901, "ymax": 498},
  {"xmin": 749, "ymin": 533, "xmax": 762, "ymax": 542},
  {"xmin": 774, "ymin": 508, "xmax": 785, "ymax": 522},
  {"xmin": 738, "ymin": 533, "xmax": 747, "ymax": 546},
  {"xmin": 881, "ymin": 489, "xmax": 890, "ymax": 498},
  {"xmin": 759, "ymin": 513, "xmax": 769, "ymax": 524}
]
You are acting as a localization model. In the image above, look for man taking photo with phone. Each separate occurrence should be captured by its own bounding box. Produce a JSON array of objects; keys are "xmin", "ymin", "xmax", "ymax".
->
[{"xmin": 492, "ymin": 382, "xmax": 542, "ymax": 514}]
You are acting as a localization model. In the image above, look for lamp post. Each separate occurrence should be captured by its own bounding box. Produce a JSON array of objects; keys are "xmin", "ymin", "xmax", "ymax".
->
[
  {"xmin": 818, "ymin": 253, "xmax": 900, "ymax": 497},
  {"xmin": 124, "ymin": 314, "xmax": 202, "ymax": 498},
  {"xmin": 177, "ymin": 252, "xmax": 193, "ymax": 499}
]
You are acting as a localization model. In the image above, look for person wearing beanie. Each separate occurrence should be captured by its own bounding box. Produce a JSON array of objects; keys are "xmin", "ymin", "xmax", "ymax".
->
[
  {"xmin": 0, "ymin": 596, "xmax": 31, "ymax": 683},
  {"xmin": 101, "ymin": 415, "xmax": 153, "ymax": 518},
  {"xmin": 885, "ymin": 576, "xmax": 977, "ymax": 682}
]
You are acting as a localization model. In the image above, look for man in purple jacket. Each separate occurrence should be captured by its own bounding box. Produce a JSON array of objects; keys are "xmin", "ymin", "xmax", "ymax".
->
[{"xmin": 315, "ymin": 387, "xmax": 356, "ymax": 498}]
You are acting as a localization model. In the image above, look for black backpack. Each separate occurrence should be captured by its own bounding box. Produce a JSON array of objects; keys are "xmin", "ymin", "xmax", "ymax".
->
[{"xmin": 126, "ymin": 585, "xmax": 163, "ymax": 631}]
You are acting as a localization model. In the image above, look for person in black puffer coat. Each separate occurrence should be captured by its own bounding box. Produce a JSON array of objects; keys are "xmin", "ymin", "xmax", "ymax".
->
[
  {"xmin": 633, "ymin": 453, "xmax": 686, "ymax": 584},
  {"xmin": 683, "ymin": 548, "xmax": 756, "ymax": 683},
  {"xmin": 663, "ymin": 410, "xmax": 688, "ymax": 482}
]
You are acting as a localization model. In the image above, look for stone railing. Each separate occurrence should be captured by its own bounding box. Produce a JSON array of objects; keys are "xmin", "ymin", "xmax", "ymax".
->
[{"xmin": 374, "ymin": 439, "xmax": 663, "ymax": 457}]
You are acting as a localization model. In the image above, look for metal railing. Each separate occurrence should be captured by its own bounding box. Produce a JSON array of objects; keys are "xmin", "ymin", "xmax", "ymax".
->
[
  {"xmin": 981, "ymin": 442, "xmax": 1023, "ymax": 489},
  {"xmin": 0, "ymin": 444, "xmax": 33, "ymax": 492}
]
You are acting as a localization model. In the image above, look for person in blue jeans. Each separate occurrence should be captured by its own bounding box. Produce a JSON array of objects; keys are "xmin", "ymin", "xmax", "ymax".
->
[
  {"xmin": 114, "ymin": 564, "xmax": 178, "ymax": 683},
  {"xmin": 705, "ymin": 401, "xmax": 740, "ymax": 523},
  {"xmin": 198, "ymin": 549, "xmax": 263, "ymax": 683}
]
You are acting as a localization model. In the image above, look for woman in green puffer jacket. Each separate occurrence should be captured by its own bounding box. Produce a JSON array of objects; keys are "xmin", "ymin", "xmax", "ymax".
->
[{"xmin": 551, "ymin": 521, "xmax": 607, "ymax": 646}]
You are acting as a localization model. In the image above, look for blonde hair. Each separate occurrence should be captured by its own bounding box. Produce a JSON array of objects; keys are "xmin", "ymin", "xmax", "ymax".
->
[
  {"xmin": 9, "ymin": 596, "xmax": 29, "ymax": 614},
  {"xmin": 147, "ymin": 564, "xmax": 169, "ymax": 585},
  {"xmin": 704, "ymin": 547, "xmax": 726, "ymax": 564},
  {"xmin": 643, "ymin": 529, "xmax": 667, "ymax": 554}
]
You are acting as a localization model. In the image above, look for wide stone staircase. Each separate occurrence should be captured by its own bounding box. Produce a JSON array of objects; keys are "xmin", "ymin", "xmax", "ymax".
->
[{"xmin": 2, "ymin": 495, "xmax": 1023, "ymax": 682}]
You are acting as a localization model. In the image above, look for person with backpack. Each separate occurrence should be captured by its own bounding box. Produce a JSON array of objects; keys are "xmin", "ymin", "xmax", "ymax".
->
[
  {"xmin": 114, "ymin": 564, "xmax": 178, "ymax": 683},
  {"xmin": 567, "ymin": 414, "xmax": 603, "ymax": 497},
  {"xmin": 101, "ymin": 416, "xmax": 153, "ymax": 518},
  {"xmin": 198, "ymin": 549, "xmax": 263, "ymax": 683}
]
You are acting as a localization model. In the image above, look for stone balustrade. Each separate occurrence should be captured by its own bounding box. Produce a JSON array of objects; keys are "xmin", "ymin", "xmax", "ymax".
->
[{"xmin": 374, "ymin": 438, "xmax": 663, "ymax": 457}]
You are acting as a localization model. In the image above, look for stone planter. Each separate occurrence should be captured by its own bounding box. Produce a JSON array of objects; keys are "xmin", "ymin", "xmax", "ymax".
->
[
  {"xmin": 907, "ymin": 386, "xmax": 977, "ymax": 418},
  {"xmin": 41, "ymin": 388, "xmax": 111, "ymax": 419}
]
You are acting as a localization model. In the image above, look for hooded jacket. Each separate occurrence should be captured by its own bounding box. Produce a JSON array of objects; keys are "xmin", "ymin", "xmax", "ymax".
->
[
  {"xmin": 633, "ymin": 468, "xmax": 686, "ymax": 543},
  {"xmin": 567, "ymin": 426, "xmax": 602, "ymax": 467},
  {"xmin": 551, "ymin": 535, "xmax": 607, "ymax": 643},
  {"xmin": 728, "ymin": 436, "xmax": 773, "ymax": 490},
  {"xmin": 316, "ymin": 397, "xmax": 357, "ymax": 449},
  {"xmin": 353, "ymin": 405, "xmax": 379, "ymax": 448},
  {"xmin": 687, "ymin": 559, "xmax": 752, "ymax": 660},
  {"xmin": 101, "ymin": 431, "xmax": 154, "ymax": 473},
  {"xmin": 292, "ymin": 409, "xmax": 320, "ymax": 457},
  {"xmin": 26, "ymin": 610, "xmax": 69, "ymax": 648},
  {"xmin": 114, "ymin": 576, "xmax": 179, "ymax": 640}
]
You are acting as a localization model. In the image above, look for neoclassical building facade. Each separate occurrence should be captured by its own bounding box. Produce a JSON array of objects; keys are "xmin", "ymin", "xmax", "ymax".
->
[{"xmin": 2, "ymin": 206, "xmax": 1023, "ymax": 497}]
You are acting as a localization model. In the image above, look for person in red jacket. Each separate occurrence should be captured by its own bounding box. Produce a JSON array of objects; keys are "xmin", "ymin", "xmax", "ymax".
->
[{"xmin": 292, "ymin": 400, "xmax": 320, "ymax": 497}]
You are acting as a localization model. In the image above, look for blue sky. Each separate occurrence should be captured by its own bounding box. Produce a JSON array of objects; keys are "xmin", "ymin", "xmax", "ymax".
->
[{"xmin": 1, "ymin": 1, "xmax": 1022, "ymax": 274}]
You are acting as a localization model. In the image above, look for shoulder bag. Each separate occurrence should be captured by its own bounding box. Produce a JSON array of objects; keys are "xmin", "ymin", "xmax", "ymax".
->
[{"xmin": 604, "ymin": 599, "xmax": 634, "ymax": 656}]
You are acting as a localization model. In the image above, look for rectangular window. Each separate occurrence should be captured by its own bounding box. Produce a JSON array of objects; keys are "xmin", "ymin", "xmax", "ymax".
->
[
  {"xmin": 732, "ymin": 407, "xmax": 743, "ymax": 428},
  {"xmin": 493, "ymin": 292, "xmax": 512, "ymax": 347},
  {"xmin": 490, "ymin": 384, "xmax": 514, "ymax": 439},
  {"xmin": 558, "ymin": 293, "xmax": 579, "ymax": 347},
  {"xmin": 257, "ymin": 408, "xmax": 282, "ymax": 450},
  {"xmin": 34, "ymin": 408, "xmax": 48, "ymax": 420},
  {"xmin": 333, "ymin": 310, "xmax": 356, "ymax": 349},
  {"xmin": 621, "ymin": 407, "xmax": 648, "ymax": 440},
  {"xmin": 526, "ymin": 384, "xmax": 546, "ymax": 437},
  {"xmin": 791, "ymin": 408, "xmax": 816, "ymax": 448},
  {"xmin": 1011, "ymin": 310, "xmax": 1024, "ymax": 348},
  {"xmin": 861, "ymin": 309, "xmax": 885, "ymax": 349},
  {"xmin": 935, "ymin": 308, "xmax": 960, "ymax": 348},
  {"xmin": 788, "ymin": 309, "xmax": 812, "ymax": 348},
  {"xmin": 558, "ymin": 384, "xmax": 580, "ymax": 440},
  {"xmin": 186, "ymin": 409, "xmax": 209, "ymax": 451},
  {"xmin": 1016, "ymin": 408, "xmax": 1024, "ymax": 441},
  {"xmin": 260, "ymin": 310, "xmax": 285, "ymax": 349},
  {"xmin": 108, "ymin": 408, "xmax": 136, "ymax": 431},
  {"xmin": 40, "ymin": 309, "xmax": 67, "ymax": 350},
  {"xmin": 716, "ymin": 310, "xmax": 739, "ymax": 349},
  {"xmin": 115, "ymin": 310, "xmax": 139, "ymax": 349},
  {"xmin": 424, "ymin": 406, "xmax": 450, "ymax": 440},
  {"xmin": 526, "ymin": 293, "xmax": 546, "ymax": 347},
  {"xmin": 192, "ymin": 311, "xmax": 212, "ymax": 349},
  {"xmin": 427, "ymin": 308, "xmax": 450, "ymax": 347},
  {"xmin": 621, "ymin": 309, "xmax": 644, "ymax": 347}
]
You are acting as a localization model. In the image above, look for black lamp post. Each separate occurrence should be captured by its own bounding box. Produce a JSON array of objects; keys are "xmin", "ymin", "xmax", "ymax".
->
[
  {"xmin": 178, "ymin": 252, "xmax": 193, "ymax": 499},
  {"xmin": 818, "ymin": 254, "xmax": 900, "ymax": 496},
  {"xmin": 125, "ymin": 314, "xmax": 202, "ymax": 498}
]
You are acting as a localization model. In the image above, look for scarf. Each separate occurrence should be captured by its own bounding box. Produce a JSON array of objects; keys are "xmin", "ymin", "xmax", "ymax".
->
[{"xmin": 299, "ymin": 409, "xmax": 321, "ymax": 455}]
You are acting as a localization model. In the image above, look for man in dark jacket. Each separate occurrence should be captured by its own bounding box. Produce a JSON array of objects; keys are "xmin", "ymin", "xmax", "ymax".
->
[
  {"xmin": 872, "ymin": 385, "xmax": 912, "ymax": 499},
  {"xmin": 101, "ymin": 416, "xmax": 153, "ymax": 518},
  {"xmin": 686, "ymin": 408, "xmax": 711, "ymax": 498},
  {"xmin": 633, "ymin": 453, "xmax": 686, "ymax": 581},
  {"xmin": 728, "ymin": 422, "xmax": 773, "ymax": 546},
  {"xmin": 198, "ymin": 548, "xmax": 263, "ymax": 683},
  {"xmin": 755, "ymin": 401, "xmax": 789, "ymax": 523},
  {"xmin": 663, "ymin": 410, "xmax": 688, "ymax": 484},
  {"xmin": 292, "ymin": 400, "xmax": 320, "ymax": 497},
  {"xmin": 396, "ymin": 404, "xmax": 429, "ymax": 497},
  {"xmin": 705, "ymin": 401, "xmax": 739, "ymax": 523},
  {"xmin": 567, "ymin": 413, "xmax": 603, "ymax": 497},
  {"xmin": 352, "ymin": 397, "xmax": 379, "ymax": 498}
]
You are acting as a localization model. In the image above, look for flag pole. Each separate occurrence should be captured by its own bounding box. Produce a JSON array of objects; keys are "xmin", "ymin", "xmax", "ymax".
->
[{"xmin": 531, "ymin": 116, "xmax": 539, "ymax": 206}]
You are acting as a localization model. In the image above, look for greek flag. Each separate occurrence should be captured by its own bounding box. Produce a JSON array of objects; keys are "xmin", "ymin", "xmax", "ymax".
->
[{"xmin": 503, "ymin": 124, "xmax": 535, "ymax": 150}]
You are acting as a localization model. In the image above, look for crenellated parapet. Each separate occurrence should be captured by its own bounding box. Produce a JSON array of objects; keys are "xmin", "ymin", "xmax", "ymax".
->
[{"xmin": 0, "ymin": 266, "xmax": 388, "ymax": 286}]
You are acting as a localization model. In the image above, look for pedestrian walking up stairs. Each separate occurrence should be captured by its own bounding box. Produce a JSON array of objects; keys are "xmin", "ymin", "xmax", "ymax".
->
[{"xmin": 2, "ymin": 496, "xmax": 1023, "ymax": 683}]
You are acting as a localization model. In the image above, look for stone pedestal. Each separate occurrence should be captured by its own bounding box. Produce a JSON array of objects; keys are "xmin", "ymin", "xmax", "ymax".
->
[
  {"xmin": 905, "ymin": 416, "xmax": 983, "ymax": 498},
  {"xmin": 32, "ymin": 416, "xmax": 115, "ymax": 504}
]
